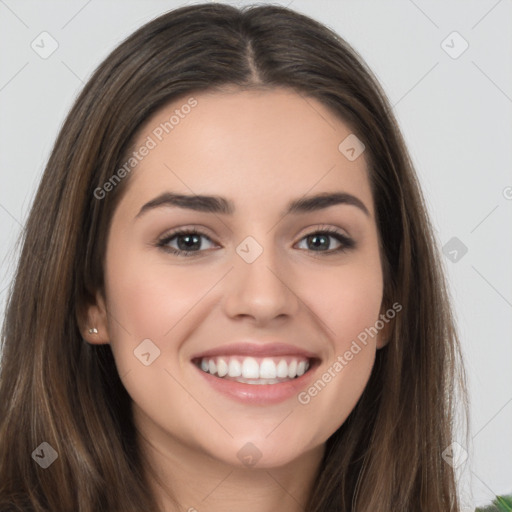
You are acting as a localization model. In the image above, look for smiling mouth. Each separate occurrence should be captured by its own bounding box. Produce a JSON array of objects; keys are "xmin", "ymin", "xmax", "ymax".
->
[{"xmin": 192, "ymin": 355, "xmax": 316, "ymax": 385}]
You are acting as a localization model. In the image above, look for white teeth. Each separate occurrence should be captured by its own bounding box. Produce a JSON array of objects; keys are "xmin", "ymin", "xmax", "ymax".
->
[
  {"xmin": 296, "ymin": 361, "xmax": 306, "ymax": 377},
  {"xmin": 228, "ymin": 359, "xmax": 242, "ymax": 377},
  {"xmin": 276, "ymin": 359, "xmax": 288, "ymax": 378},
  {"xmin": 288, "ymin": 360, "xmax": 297, "ymax": 378},
  {"xmin": 197, "ymin": 355, "xmax": 313, "ymax": 382},
  {"xmin": 259, "ymin": 358, "xmax": 277, "ymax": 379},
  {"xmin": 241, "ymin": 357, "xmax": 260, "ymax": 379},
  {"xmin": 217, "ymin": 358, "xmax": 229, "ymax": 377}
]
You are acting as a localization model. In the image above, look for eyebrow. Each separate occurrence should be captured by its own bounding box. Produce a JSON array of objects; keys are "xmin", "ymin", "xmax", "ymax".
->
[{"xmin": 135, "ymin": 191, "xmax": 370, "ymax": 220}]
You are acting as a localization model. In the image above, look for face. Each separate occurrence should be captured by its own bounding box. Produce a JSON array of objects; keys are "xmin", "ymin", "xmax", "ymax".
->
[{"xmin": 85, "ymin": 87, "xmax": 390, "ymax": 470}]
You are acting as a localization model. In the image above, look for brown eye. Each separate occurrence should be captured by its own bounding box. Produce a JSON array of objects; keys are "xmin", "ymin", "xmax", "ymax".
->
[
  {"xmin": 296, "ymin": 229, "xmax": 355, "ymax": 254},
  {"xmin": 157, "ymin": 229, "xmax": 217, "ymax": 257}
]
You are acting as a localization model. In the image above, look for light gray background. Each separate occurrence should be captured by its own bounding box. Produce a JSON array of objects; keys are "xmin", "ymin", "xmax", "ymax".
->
[{"xmin": 1, "ymin": 0, "xmax": 511, "ymax": 508}]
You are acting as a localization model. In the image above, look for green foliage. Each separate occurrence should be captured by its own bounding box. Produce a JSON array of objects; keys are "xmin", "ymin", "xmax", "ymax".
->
[{"xmin": 476, "ymin": 494, "xmax": 512, "ymax": 512}]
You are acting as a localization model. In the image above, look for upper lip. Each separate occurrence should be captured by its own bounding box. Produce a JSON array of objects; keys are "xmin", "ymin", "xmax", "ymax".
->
[{"xmin": 191, "ymin": 341, "xmax": 319, "ymax": 360}]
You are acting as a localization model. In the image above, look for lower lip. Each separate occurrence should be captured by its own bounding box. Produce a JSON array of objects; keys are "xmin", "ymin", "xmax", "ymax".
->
[{"xmin": 192, "ymin": 361, "xmax": 318, "ymax": 405}]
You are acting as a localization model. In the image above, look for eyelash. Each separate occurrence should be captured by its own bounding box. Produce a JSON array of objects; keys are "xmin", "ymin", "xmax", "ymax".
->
[{"xmin": 156, "ymin": 226, "xmax": 356, "ymax": 258}]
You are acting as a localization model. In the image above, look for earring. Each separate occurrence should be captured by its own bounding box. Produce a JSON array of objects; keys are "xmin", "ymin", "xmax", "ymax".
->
[{"xmin": 88, "ymin": 328, "xmax": 98, "ymax": 334}]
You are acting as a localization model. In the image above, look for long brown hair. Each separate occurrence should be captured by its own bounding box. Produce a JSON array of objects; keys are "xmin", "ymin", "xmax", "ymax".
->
[{"xmin": 0, "ymin": 3, "xmax": 468, "ymax": 511}]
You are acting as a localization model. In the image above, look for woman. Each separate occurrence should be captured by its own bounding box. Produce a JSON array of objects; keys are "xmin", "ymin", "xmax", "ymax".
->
[{"xmin": 0, "ymin": 3, "xmax": 468, "ymax": 511}]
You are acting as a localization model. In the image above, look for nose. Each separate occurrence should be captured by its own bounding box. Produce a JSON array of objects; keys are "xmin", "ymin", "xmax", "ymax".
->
[{"xmin": 222, "ymin": 238, "xmax": 300, "ymax": 325}]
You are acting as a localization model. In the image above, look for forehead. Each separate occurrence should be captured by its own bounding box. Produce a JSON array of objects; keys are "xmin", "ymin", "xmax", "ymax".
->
[{"xmin": 120, "ymin": 87, "xmax": 374, "ymax": 218}]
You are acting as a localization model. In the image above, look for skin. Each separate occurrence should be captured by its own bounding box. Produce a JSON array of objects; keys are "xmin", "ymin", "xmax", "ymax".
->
[{"xmin": 83, "ymin": 87, "xmax": 391, "ymax": 512}]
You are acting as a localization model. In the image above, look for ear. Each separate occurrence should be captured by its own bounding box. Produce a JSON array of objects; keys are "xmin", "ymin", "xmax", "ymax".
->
[
  {"xmin": 375, "ymin": 303, "xmax": 394, "ymax": 349},
  {"xmin": 77, "ymin": 291, "xmax": 110, "ymax": 345}
]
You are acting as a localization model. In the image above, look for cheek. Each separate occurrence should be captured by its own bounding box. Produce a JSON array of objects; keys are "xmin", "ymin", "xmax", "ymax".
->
[
  {"xmin": 293, "ymin": 259, "xmax": 382, "ymax": 429},
  {"xmin": 307, "ymin": 259, "xmax": 384, "ymax": 346},
  {"xmin": 104, "ymin": 248, "xmax": 213, "ymax": 342},
  {"xmin": 102, "ymin": 250, "xmax": 216, "ymax": 410}
]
